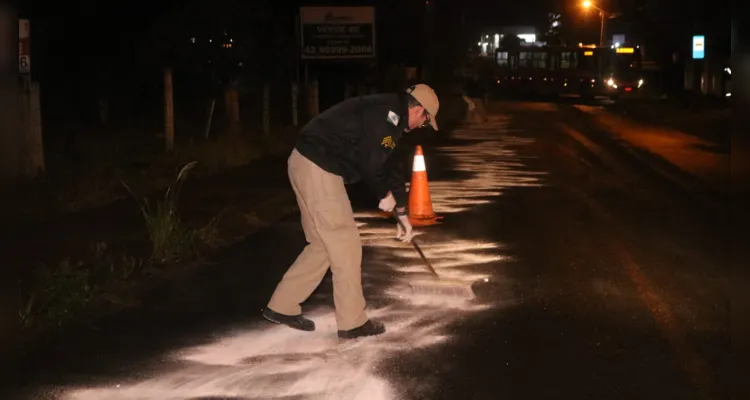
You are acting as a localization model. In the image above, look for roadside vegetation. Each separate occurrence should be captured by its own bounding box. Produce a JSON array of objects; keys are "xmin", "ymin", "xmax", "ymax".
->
[
  {"xmin": 17, "ymin": 161, "xmax": 221, "ymax": 336},
  {"xmin": 13, "ymin": 126, "xmax": 299, "ymax": 344}
]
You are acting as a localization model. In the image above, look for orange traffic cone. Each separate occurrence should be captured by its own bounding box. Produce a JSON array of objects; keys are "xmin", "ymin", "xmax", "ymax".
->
[{"xmin": 408, "ymin": 145, "xmax": 441, "ymax": 226}]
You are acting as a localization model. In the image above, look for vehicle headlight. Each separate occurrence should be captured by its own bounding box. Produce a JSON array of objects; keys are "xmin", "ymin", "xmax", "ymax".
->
[
  {"xmin": 607, "ymin": 78, "xmax": 615, "ymax": 87},
  {"xmin": 638, "ymin": 79, "xmax": 644, "ymax": 88}
]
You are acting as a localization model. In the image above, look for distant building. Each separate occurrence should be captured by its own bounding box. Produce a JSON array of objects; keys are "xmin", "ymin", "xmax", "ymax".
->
[{"xmin": 477, "ymin": 25, "xmax": 541, "ymax": 56}]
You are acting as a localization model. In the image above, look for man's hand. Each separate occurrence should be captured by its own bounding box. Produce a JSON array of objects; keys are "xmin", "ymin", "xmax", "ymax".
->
[
  {"xmin": 379, "ymin": 192, "xmax": 396, "ymax": 212},
  {"xmin": 395, "ymin": 208, "xmax": 415, "ymax": 243}
]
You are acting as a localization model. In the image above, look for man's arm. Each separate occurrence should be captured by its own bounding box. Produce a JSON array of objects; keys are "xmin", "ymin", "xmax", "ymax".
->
[
  {"xmin": 357, "ymin": 105, "xmax": 396, "ymax": 204},
  {"xmin": 385, "ymin": 146, "xmax": 408, "ymax": 209}
]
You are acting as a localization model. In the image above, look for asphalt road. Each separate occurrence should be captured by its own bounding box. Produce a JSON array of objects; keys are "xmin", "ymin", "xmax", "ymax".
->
[{"xmin": 3, "ymin": 101, "xmax": 729, "ymax": 400}]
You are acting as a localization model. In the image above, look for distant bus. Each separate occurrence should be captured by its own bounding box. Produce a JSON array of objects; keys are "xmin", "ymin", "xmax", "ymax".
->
[{"xmin": 492, "ymin": 45, "xmax": 645, "ymax": 99}]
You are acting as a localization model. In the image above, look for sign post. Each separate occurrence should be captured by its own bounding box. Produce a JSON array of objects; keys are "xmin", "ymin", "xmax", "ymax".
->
[
  {"xmin": 19, "ymin": 18, "xmax": 30, "ymax": 75},
  {"xmin": 299, "ymin": 6, "xmax": 375, "ymax": 117},
  {"xmin": 690, "ymin": 35, "xmax": 705, "ymax": 100},
  {"xmin": 17, "ymin": 18, "xmax": 44, "ymax": 175}
]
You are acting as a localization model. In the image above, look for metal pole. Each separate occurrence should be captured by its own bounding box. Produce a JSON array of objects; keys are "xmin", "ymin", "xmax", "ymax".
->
[{"xmin": 599, "ymin": 12, "xmax": 605, "ymax": 46}]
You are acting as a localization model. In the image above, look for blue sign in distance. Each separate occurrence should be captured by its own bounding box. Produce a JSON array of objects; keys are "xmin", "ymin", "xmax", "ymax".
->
[{"xmin": 692, "ymin": 35, "xmax": 705, "ymax": 59}]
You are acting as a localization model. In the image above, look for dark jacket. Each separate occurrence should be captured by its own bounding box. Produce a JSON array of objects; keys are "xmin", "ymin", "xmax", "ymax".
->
[{"xmin": 295, "ymin": 92, "xmax": 409, "ymax": 207}]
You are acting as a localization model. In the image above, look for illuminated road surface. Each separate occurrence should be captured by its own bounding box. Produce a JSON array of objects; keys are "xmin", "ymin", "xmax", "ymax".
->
[{"xmin": 8, "ymin": 104, "xmax": 727, "ymax": 400}]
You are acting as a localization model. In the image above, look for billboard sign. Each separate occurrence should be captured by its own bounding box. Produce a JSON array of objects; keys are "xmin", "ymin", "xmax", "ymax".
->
[
  {"xmin": 300, "ymin": 7, "xmax": 375, "ymax": 60},
  {"xmin": 692, "ymin": 35, "xmax": 705, "ymax": 59}
]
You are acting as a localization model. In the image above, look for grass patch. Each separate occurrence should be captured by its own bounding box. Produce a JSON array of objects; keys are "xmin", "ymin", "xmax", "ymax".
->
[
  {"xmin": 18, "ymin": 243, "xmax": 144, "ymax": 332},
  {"xmin": 18, "ymin": 162, "xmax": 224, "ymax": 337},
  {"xmin": 122, "ymin": 161, "xmax": 221, "ymax": 265}
]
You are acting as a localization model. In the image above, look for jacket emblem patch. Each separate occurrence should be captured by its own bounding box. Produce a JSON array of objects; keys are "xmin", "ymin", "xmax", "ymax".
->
[
  {"xmin": 381, "ymin": 136, "xmax": 396, "ymax": 149},
  {"xmin": 387, "ymin": 111, "xmax": 400, "ymax": 126}
]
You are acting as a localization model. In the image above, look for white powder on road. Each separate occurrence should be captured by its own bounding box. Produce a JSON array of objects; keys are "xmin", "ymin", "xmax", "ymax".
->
[{"xmin": 61, "ymin": 116, "xmax": 544, "ymax": 400}]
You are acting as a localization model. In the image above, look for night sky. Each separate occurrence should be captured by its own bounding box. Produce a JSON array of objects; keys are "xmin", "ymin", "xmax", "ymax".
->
[
  {"xmin": 17, "ymin": 0, "xmax": 728, "ymax": 122},
  {"xmin": 21, "ymin": 0, "xmax": 558, "ymax": 73},
  {"xmin": 20, "ymin": 0, "xmax": 727, "ymax": 73}
]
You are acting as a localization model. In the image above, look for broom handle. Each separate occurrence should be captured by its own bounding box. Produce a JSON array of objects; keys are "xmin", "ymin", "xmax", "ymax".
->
[{"xmin": 394, "ymin": 212, "xmax": 440, "ymax": 277}]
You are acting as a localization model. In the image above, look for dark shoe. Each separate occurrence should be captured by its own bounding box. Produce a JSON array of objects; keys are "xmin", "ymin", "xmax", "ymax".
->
[
  {"xmin": 262, "ymin": 308, "xmax": 315, "ymax": 331},
  {"xmin": 337, "ymin": 320, "xmax": 386, "ymax": 339}
]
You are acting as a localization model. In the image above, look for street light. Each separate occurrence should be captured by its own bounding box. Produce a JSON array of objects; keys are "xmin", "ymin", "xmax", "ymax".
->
[{"xmin": 581, "ymin": 1, "xmax": 606, "ymax": 46}]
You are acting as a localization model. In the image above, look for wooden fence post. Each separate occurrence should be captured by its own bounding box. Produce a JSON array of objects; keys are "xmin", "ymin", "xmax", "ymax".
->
[
  {"xmin": 262, "ymin": 84, "xmax": 271, "ymax": 137},
  {"xmin": 164, "ymin": 67, "xmax": 174, "ymax": 152},
  {"xmin": 308, "ymin": 78, "xmax": 319, "ymax": 118},
  {"xmin": 225, "ymin": 86, "xmax": 241, "ymax": 136},
  {"xmin": 24, "ymin": 82, "xmax": 44, "ymax": 175},
  {"xmin": 291, "ymin": 82, "xmax": 299, "ymax": 127}
]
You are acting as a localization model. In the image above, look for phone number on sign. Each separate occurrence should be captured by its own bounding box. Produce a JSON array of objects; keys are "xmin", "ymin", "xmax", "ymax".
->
[{"xmin": 309, "ymin": 45, "xmax": 373, "ymax": 54}]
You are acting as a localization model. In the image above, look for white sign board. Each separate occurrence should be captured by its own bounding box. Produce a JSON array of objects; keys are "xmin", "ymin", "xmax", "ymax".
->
[
  {"xmin": 19, "ymin": 19, "xmax": 30, "ymax": 74},
  {"xmin": 692, "ymin": 35, "xmax": 704, "ymax": 59},
  {"xmin": 300, "ymin": 7, "xmax": 375, "ymax": 60}
]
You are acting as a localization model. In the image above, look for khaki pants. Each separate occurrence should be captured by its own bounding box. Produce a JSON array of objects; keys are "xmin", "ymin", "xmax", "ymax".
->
[{"xmin": 267, "ymin": 149, "xmax": 368, "ymax": 330}]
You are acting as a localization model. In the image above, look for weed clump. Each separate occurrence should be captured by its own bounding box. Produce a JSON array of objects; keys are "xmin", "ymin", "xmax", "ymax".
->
[
  {"xmin": 18, "ymin": 161, "xmax": 221, "ymax": 336},
  {"xmin": 122, "ymin": 161, "xmax": 220, "ymax": 265}
]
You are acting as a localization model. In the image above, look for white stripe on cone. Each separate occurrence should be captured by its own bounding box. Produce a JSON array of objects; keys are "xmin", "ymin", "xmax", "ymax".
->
[{"xmin": 413, "ymin": 155, "xmax": 426, "ymax": 172}]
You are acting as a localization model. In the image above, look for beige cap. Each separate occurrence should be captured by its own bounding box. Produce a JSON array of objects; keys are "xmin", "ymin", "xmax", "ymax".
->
[{"xmin": 406, "ymin": 84, "xmax": 439, "ymax": 131}]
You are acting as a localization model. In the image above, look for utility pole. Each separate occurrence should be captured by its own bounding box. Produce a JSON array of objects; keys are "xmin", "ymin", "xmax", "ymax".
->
[
  {"xmin": 582, "ymin": 2, "xmax": 607, "ymax": 47},
  {"xmin": 0, "ymin": 10, "xmax": 22, "ymax": 180},
  {"xmin": 0, "ymin": 1, "xmax": 21, "ymax": 369}
]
